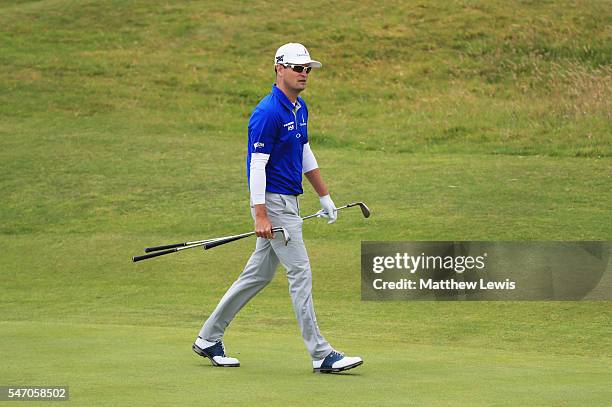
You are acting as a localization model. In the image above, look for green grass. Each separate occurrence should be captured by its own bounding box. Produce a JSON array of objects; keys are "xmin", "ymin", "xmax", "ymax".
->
[
  {"xmin": 2, "ymin": 322, "xmax": 610, "ymax": 406},
  {"xmin": 1, "ymin": 0, "xmax": 611, "ymax": 405}
]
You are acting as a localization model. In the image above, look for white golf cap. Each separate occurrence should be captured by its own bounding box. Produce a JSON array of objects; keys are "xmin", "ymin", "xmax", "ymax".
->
[{"xmin": 274, "ymin": 43, "xmax": 322, "ymax": 68}]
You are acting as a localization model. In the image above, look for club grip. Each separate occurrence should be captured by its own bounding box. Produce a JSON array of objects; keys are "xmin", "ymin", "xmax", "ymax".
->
[
  {"xmin": 203, "ymin": 234, "xmax": 249, "ymax": 250},
  {"xmin": 133, "ymin": 248, "xmax": 176, "ymax": 262},
  {"xmin": 144, "ymin": 243, "xmax": 185, "ymax": 253}
]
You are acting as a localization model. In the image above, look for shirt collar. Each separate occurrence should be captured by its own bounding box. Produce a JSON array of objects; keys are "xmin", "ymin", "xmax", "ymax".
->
[{"xmin": 272, "ymin": 84, "xmax": 300, "ymax": 112}]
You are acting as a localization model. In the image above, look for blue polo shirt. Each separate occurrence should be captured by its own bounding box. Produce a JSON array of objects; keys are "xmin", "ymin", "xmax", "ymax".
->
[{"xmin": 247, "ymin": 85, "xmax": 309, "ymax": 196}]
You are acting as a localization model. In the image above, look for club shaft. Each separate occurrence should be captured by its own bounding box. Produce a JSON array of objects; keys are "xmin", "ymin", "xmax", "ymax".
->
[
  {"xmin": 144, "ymin": 243, "xmax": 186, "ymax": 253},
  {"xmin": 301, "ymin": 204, "xmax": 352, "ymax": 220},
  {"xmin": 203, "ymin": 227, "xmax": 287, "ymax": 250},
  {"xmin": 145, "ymin": 237, "xmax": 227, "ymax": 253}
]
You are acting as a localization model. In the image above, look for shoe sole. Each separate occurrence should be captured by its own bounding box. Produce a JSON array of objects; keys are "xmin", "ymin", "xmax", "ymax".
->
[
  {"xmin": 313, "ymin": 360, "xmax": 363, "ymax": 373},
  {"xmin": 192, "ymin": 344, "xmax": 240, "ymax": 367}
]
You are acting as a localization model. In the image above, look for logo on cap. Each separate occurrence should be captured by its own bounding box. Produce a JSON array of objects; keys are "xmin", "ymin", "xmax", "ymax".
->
[{"xmin": 276, "ymin": 55, "xmax": 284, "ymax": 63}]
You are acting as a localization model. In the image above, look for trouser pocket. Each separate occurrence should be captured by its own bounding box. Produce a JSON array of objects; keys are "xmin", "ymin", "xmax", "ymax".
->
[{"xmin": 279, "ymin": 194, "xmax": 299, "ymax": 216}]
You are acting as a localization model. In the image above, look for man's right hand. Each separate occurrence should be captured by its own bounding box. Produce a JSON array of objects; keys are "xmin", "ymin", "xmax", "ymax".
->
[{"xmin": 254, "ymin": 204, "xmax": 274, "ymax": 239}]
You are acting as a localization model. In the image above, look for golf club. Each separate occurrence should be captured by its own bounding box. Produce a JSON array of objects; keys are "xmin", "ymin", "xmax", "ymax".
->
[
  {"xmin": 143, "ymin": 201, "xmax": 370, "ymax": 254},
  {"xmin": 197, "ymin": 202, "xmax": 370, "ymax": 254},
  {"xmin": 132, "ymin": 201, "xmax": 370, "ymax": 262},
  {"xmin": 144, "ymin": 238, "xmax": 219, "ymax": 253},
  {"xmin": 201, "ymin": 226, "xmax": 291, "ymax": 250},
  {"xmin": 132, "ymin": 227, "xmax": 290, "ymax": 262},
  {"xmin": 301, "ymin": 201, "xmax": 371, "ymax": 220}
]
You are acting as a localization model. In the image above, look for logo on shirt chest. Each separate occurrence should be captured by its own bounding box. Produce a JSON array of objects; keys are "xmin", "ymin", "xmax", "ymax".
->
[{"xmin": 283, "ymin": 120, "xmax": 305, "ymax": 139}]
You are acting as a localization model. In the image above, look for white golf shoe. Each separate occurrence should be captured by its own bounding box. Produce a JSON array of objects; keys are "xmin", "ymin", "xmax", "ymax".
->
[
  {"xmin": 312, "ymin": 350, "xmax": 363, "ymax": 373},
  {"xmin": 193, "ymin": 337, "xmax": 240, "ymax": 367}
]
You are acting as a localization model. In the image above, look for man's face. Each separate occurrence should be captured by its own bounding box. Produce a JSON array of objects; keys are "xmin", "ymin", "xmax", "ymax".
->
[{"xmin": 278, "ymin": 64, "xmax": 310, "ymax": 93}]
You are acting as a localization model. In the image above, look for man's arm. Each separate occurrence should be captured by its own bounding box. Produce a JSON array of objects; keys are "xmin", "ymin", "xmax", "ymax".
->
[
  {"xmin": 250, "ymin": 153, "xmax": 274, "ymax": 239},
  {"xmin": 248, "ymin": 107, "xmax": 280, "ymax": 239},
  {"xmin": 303, "ymin": 143, "xmax": 337, "ymax": 223},
  {"xmin": 304, "ymin": 168, "xmax": 328, "ymax": 197},
  {"xmin": 303, "ymin": 142, "xmax": 327, "ymax": 196}
]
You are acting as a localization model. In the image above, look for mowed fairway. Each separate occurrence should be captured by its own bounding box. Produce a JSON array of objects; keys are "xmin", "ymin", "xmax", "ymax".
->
[
  {"xmin": 2, "ymin": 322, "xmax": 610, "ymax": 406},
  {"xmin": 1, "ymin": 1, "xmax": 611, "ymax": 406}
]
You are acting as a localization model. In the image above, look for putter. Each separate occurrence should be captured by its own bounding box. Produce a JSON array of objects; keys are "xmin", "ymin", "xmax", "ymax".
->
[{"xmin": 132, "ymin": 227, "xmax": 290, "ymax": 262}]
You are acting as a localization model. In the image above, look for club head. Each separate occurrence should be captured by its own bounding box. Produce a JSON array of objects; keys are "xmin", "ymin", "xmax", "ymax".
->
[
  {"xmin": 350, "ymin": 202, "xmax": 371, "ymax": 218},
  {"xmin": 279, "ymin": 227, "xmax": 291, "ymax": 245}
]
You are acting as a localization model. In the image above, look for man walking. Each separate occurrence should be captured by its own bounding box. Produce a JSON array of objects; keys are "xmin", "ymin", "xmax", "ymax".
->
[{"xmin": 193, "ymin": 43, "xmax": 363, "ymax": 373}]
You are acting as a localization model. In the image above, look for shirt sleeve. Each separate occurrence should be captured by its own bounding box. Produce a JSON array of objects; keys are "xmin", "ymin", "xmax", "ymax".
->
[
  {"xmin": 302, "ymin": 142, "xmax": 318, "ymax": 173},
  {"xmin": 250, "ymin": 153, "xmax": 269, "ymax": 205},
  {"xmin": 248, "ymin": 108, "xmax": 279, "ymax": 155}
]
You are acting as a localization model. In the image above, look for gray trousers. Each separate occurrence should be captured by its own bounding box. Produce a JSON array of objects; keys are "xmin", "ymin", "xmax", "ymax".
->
[{"xmin": 199, "ymin": 193, "xmax": 332, "ymax": 360}]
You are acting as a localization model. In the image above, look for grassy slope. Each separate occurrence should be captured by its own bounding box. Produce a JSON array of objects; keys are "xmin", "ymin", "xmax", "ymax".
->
[{"xmin": 0, "ymin": 0, "xmax": 611, "ymax": 405}]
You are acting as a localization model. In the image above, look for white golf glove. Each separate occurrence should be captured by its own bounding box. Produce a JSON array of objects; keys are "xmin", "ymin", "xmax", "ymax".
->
[{"xmin": 318, "ymin": 194, "xmax": 337, "ymax": 224}]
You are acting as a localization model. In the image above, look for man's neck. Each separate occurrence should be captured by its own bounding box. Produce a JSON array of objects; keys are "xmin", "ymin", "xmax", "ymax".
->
[{"xmin": 276, "ymin": 82, "xmax": 299, "ymax": 104}]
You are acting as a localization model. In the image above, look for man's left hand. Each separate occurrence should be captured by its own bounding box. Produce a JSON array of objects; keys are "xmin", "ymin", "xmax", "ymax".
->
[{"xmin": 318, "ymin": 194, "xmax": 337, "ymax": 224}]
